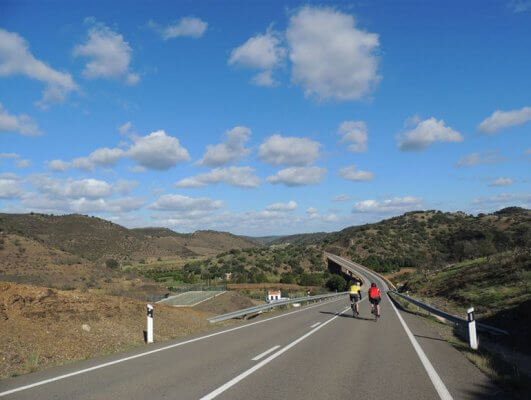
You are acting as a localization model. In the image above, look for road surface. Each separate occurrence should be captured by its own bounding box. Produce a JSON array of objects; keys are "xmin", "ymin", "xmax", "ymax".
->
[{"xmin": 0, "ymin": 262, "xmax": 506, "ymax": 399}]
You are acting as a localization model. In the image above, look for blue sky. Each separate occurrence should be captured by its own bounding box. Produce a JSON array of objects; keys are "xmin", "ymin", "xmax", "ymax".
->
[{"xmin": 0, "ymin": 0, "xmax": 530, "ymax": 236}]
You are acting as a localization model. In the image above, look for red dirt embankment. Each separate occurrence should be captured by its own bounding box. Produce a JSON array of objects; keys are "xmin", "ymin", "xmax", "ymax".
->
[{"xmin": 0, "ymin": 282, "xmax": 220, "ymax": 379}]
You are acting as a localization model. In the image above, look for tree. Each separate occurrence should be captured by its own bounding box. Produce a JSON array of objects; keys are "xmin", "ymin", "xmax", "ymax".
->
[{"xmin": 326, "ymin": 274, "xmax": 347, "ymax": 292}]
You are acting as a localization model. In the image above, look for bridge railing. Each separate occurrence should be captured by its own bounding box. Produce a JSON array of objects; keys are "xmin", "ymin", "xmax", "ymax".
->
[{"xmin": 208, "ymin": 291, "xmax": 348, "ymax": 323}]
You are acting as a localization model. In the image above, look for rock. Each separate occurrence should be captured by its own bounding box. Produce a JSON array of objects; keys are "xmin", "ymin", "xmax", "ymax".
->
[{"xmin": 81, "ymin": 324, "xmax": 91, "ymax": 332}]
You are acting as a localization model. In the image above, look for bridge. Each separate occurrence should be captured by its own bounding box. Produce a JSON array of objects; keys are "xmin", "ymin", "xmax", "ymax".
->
[{"xmin": 0, "ymin": 254, "xmax": 505, "ymax": 399}]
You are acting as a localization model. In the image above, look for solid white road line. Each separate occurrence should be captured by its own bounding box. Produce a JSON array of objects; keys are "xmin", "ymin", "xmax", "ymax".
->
[
  {"xmin": 200, "ymin": 305, "xmax": 351, "ymax": 400},
  {"xmin": 0, "ymin": 296, "xmax": 346, "ymax": 397},
  {"xmin": 252, "ymin": 346, "xmax": 281, "ymax": 361},
  {"xmin": 388, "ymin": 297, "xmax": 453, "ymax": 400},
  {"xmin": 310, "ymin": 322, "xmax": 321, "ymax": 328}
]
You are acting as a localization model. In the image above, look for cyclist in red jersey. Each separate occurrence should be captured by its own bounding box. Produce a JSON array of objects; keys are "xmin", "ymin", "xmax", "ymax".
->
[{"xmin": 368, "ymin": 282, "xmax": 381, "ymax": 318}]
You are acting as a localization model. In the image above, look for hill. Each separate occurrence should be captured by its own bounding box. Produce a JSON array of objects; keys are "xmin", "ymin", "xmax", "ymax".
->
[
  {"xmin": 0, "ymin": 213, "xmax": 259, "ymax": 263},
  {"xmin": 319, "ymin": 207, "xmax": 530, "ymax": 273}
]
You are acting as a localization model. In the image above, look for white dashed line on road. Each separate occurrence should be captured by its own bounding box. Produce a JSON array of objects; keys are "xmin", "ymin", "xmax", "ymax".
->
[{"xmin": 252, "ymin": 345, "xmax": 281, "ymax": 361}]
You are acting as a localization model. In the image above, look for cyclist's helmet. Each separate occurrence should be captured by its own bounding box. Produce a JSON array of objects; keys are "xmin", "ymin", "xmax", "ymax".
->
[{"xmin": 371, "ymin": 282, "xmax": 377, "ymax": 287}]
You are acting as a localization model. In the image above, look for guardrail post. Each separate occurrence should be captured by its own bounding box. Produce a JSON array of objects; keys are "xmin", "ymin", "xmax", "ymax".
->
[
  {"xmin": 147, "ymin": 304, "xmax": 154, "ymax": 344},
  {"xmin": 467, "ymin": 307, "xmax": 478, "ymax": 350}
]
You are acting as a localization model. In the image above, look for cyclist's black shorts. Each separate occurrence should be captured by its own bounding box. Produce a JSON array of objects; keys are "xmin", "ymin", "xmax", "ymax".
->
[
  {"xmin": 349, "ymin": 294, "xmax": 359, "ymax": 302},
  {"xmin": 369, "ymin": 296, "xmax": 381, "ymax": 305}
]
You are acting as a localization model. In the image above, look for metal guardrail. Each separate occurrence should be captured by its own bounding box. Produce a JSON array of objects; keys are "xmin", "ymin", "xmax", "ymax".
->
[
  {"xmin": 324, "ymin": 253, "xmax": 508, "ymax": 337},
  {"xmin": 388, "ymin": 290, "xmax": 509, "ymax": 336},
  {"xmin": 208, "ymin": 291, "xmax": 348, "ymax": 323}
]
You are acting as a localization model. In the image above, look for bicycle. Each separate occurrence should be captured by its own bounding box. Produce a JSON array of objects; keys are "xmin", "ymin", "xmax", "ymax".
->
[
  {"xmin": 370, "ymin": 300, "xmax": 380, "ymax": 321},
  {"xmin": 351, "ymin": 301, "xmax": 360, "ymax": 318}
]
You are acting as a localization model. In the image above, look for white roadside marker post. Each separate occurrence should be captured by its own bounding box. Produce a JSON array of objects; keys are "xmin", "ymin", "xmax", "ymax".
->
[
  {"xmin": 147, "ymin": 304, "xmax": 154, "ymax": 344},
  {"xmin": 467, "ymin": 307, "xmax": 478, "ymax": 350}
]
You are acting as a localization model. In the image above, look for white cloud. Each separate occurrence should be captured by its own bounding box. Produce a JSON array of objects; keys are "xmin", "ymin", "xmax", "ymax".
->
[
  {"xmin": 47, "ymin": 159, "xmax": 71, "ymax": 172},
  {"xmin": 69, "ymin": 196, "xmax": 146, "ymax": 214},
  {"xmin": 266, "ymin": 200, "xmax": 297, "ymax": 211},
  {"xmin": 176, "ymin": 166, "xmax": 260, "ymax": 188},
  {"xmin": 333, "ymin": 194, "xmax": 351, "ymax": 202},
  {"xmin": 15, "ymin": 159, "xmax": 30, "ymax": 169},
  {"xmin": 0, "ymin": 153, "xmax": 19, "ymax": 159},
  {"xmin": 259, "ymin": 134, "xmax": 320, "ymax": 166},
  {"xmin": 338, "ymin": 121, "xmax": 367, "ymax": 152},
  {"xmin": 0, "ymin": 178, "xmax": 22, "ymax": 199},
  {"xmin": 0, "ymin": 29, "xmax": 77, "ymax": 106},
  {"xmin": 115, "ymin": 179, "xmax": 138, "ymax": 195},
  {"xmin": 0, "ymin": 103, "xmax": 41, "ymax": 136},
  {"xmin": 397, "ymin": 117, "xmax": 463, "ymax": 151},
  {"xmin": 353, "ymin": 196, "xmax": 422, "ymax": 213},
  {"xmin": 32, "ymin": 176, "xmax": 113, "ymax": 199},
  {"xmin": 286, "ymin": 7, "xmax": 380, "ymax": 101},
  {"xmin": 478, "ymin": 106, "xmax": 531, "ymax": 134},
  {"xmin": 508, "ymin": 1, "xmax": 531, "ymax": 13},
  {"xmin": 306, "ymin": 206, "xmax": 318, "ymax": 216},
  {"xmin": 72, "ymin": 147, "xmax": 124, "ymax": 171},
  {"xmin": 119, "ymin": 121, "xmax": 133, "ymax": 135},
  {"xmin": 339, "ymin": 165, "xmax": 374, "ymax": 182},
  {"xmin": 229, "ymin": 29, "xmax": 285, "ymax": 86},
  {"xmin": 267, "ymin": 166, "xmax": 327, "ymax": 186},
  {"xmin": 456, "ymin": 152, "xmax": 506, "ymax": 167},
  {"xmin": 473, "ymin": 193, "xmax": 531, "ymax": 207},
  {"xmin": 127, "ymin": 130, "xmax": 190, "ymax": 170},
  {"xmin": 150, "ymin": 194, "xmax": 223, "ymax": 211},
  {"xmin": 74, "ymin": 22, "xmax": 139, "ymax": 84},
  {"xmin": 489, "ymin": 177, "xmax": 513, "ymax": 187},
  {"xmin": 149, "ymin": 17, "xmax": 208, "ymax": 39},
  {"xmin": 198, "ymin": 126, "xmax": 251, "ymax": 166}
]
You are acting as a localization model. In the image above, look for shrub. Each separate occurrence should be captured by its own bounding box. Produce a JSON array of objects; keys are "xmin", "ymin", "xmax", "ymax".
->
[
  {"xmin": 326, "ymin": 274, "xmax": 347, "ymax": 292},
  {"xmin": 105, "ymin": 259, "xmax": 119, "ymax": 269}
]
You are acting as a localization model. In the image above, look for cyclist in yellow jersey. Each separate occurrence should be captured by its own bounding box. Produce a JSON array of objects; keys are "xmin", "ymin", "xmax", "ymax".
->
[{"xmin": 349, "ymin": 281, "xmax": 362, "ymax": 317}]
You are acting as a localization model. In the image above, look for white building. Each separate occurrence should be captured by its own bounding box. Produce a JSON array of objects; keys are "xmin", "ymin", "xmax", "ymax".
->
[{"xmin": 267, "ymin": 290, "xmax": 282, "ymax": 302}]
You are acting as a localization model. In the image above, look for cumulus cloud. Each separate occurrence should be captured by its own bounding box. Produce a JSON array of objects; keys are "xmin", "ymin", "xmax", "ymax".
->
[
  {"xmin": 338, "ymin": 121, "xmax": 368, "ymax": 152},
  {"xmin": 229, "ymin": 29, "xmax": 285, "ymax": 86},
  {"xmin": 47, "ymin": 159, "xmax": 70, "ymax": 172},
  {"xmin": 69, "ymin": 196, "xmax": 146, "ymax": 214},
  {"xmin": 508, "ymin": 1, "xmax": 531, "ymax": 13},
  {"xmin": 339, "ymin": 165, "xmax": 374, "ymax": 182},
  {"xmin": 0, "ymin": 153, "xmax": 18, "ymax": 159},
  {"xmin": 473, "ymin": 193, "xmax": 531, "ymax": 207},
  {"xmin": 119, "ymin": 121, "xmax": 133, "ymax": 135},
  {"xmin": 267, "ymin": 166, "xmax": 327, "ymax": 186},
  {"xmin": 115, "ymin": 179, "xmax": 138, "ymax": 195},
  {"xmin": 0, "ymin": 29, "xmax": 77, "ymax": 106},
  {"xmin": 15, "ymin": 159, "xmax": 30, "ymax": 169},
  {"xmin": 72, "ymin": 147, "xmax": 124, "ymax": 171},
  {"xmin": 259, "ymin": 134, "xmax": 320, "ymax": 166},
  {"xmin": 0, "ymin": 178, "xmax": 23, "ymax": 199},
  {"xmin": 198, "ymin": 126, "xmax": 251, "ymax": 166},
  {"xmin": 149, "ymin": 17, "xmax": 208, "ymax": 39},
  {"xmin": 127, "ymin": 130, "xmax": 190, "ymax": 170},
  {"xmin": 456, "ymin": 152, "xmax": 506, "ymax": 167},
  {"xmin": 353, "ymin": 196, "xmax": 422, "ymax": 213},
  {"xmin": 150, "ymin": 194, "xmax": 223, "ymax": 211},
  {"xmin": 478, "ymin": 106, "xmax": 531, "ymax": 134},
  {"xmin": 0, "ymin": 103, "xmax": 41, "ymax": 136},
  {"xmin": 74, "ymin": 22, "xmax": 139, "ymax": 84},
  {"xmin": 266, "ymin": 200, "xmax": 297, "ymax": 211},
  {"xmin": 286, "ymin": 7, "xmax": 380, "ymax": 101},
  {"xmin": 333, "ymin": 194, "xmax": 351, "ymax": 202},
  {"xmin": 488, "ymin": 177, "xmax": 513, "ymax": 187},
  {"xmin": 397, "ymin": 117, "xmax": 463, "ymax": 151},
  {"xmin": 176, "ymin": 166, "xmax": 259, "ymax": 188},
  {"xmin": 32, "ymin": 176, "xmax": 113, "ymax": 199}
]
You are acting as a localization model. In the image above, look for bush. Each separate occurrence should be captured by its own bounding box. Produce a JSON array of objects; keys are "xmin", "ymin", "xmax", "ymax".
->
[
  {"xmin": 105, "ymin": 259, "xmax": 119, "ymax": 269},
  {"xmin": 326, "ymin": 274, "xmax": 347, "ymax": 292}
]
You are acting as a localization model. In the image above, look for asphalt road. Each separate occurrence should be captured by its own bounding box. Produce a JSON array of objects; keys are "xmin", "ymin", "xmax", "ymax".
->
[{"xmin": 0, "ymin": 262, "xmax": 507, "ymax": 400}]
